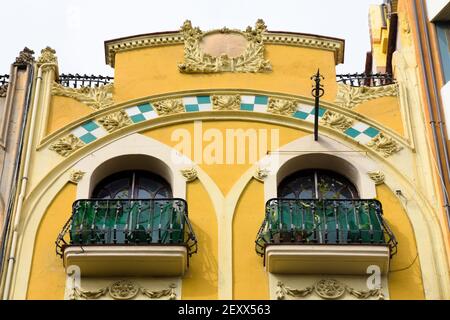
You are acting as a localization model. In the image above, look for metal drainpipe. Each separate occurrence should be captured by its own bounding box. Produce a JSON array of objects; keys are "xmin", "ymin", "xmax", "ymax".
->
[
  {"xmin": 2, "ymin": 62, "xmax": 55, "ymax": 300},
  {"xmin": 0, "ymin": 64, "xmax": 34, "ymax": 278},
  {"xmin": 412, "ymin": 0, "xmax": 450, "ymax": 228}
]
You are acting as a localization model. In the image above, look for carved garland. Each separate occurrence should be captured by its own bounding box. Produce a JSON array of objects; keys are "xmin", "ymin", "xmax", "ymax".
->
[
  {"xmin": 52, "ymin": 82, "xmax": 114, "ymax": 111},
  {"xmin": 178, "ymin": 19, "xmax": 272, "ymax": 73},
  {"xmin": 69, "ymin": 280, "xmax": 177, "ymax": 300},
  {"xmin": 276, "ymin": 280, "xmax": 384, "ymax": 300},
  {"xmin": 335, "ymin": 82, "xmax": 399, "ymax": 109}
]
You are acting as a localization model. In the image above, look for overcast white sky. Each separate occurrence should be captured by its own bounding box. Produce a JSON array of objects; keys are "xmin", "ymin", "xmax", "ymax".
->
[{"xmin": 0, "ymin": 0, "xmax": 382, "ymax": 75}]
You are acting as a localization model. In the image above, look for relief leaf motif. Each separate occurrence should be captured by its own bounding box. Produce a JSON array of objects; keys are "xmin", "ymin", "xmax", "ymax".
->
[
  {"xmin": 98, "ymin": 110, "xmax": 132, "ymax": 132},
  {"xmin": 178, "ymin": 19, "xmax": 272, "ymax": 73},
  {"xmin": 153, "ymin": 99, "xmax": 184, "ymax": 116},
  {"xmin": 212, "ymin": 94, "xmax": 241, "ymax": 110},
  {"xmin": 267, "ymin": 97, "xmax": 298, "ymax": 116},
  {"xmin": 52, "ymin": 82, "xmax": 114, "ymax": 110},
  {"xmin": 49, "ymin": 134, "xmax": 84, "ymax": 157},
  {"xmin": 335, "ymin": 82, "xmax": 399, "ymax": 109},
  {"xmin": 367, "ymin": 133, "xmax": 402, "ymax": 157},
  {"xmin": 320, "ymin": 110, "xmax": 353, "ymax": 131}
]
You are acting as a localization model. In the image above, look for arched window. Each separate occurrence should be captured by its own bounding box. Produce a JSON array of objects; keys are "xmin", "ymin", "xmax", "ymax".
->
[
  {"xmin": 92, "ymin": 170, "xmax": 172, "ymax": 199},
  {"xmin": 278, "ymin": 169, "xmax": 358, "ymax": 199}
]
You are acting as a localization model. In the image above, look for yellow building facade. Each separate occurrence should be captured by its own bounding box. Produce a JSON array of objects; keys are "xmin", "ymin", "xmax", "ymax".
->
[{"xmin": 1, "ymin": 12, "xmax": 449, "ymax": 300}]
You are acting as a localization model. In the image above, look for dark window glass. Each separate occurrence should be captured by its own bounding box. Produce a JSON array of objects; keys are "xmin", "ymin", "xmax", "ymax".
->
[
  {"xmin": 278, "ymin": 169, "xmax": 358, "ymax": 200},
  {"xmin": 92, "ymin": 170, "xmax": 172, "ymax": 199}
]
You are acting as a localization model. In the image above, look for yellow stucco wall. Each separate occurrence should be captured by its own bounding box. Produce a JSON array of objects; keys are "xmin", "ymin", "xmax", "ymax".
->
[
  {"xmin": 142, "ymin": 121, "xmax": 309, "ymax": 195},
  {"xmin": 26, "ymin": 183, "xmax": 76, "ymax": 299},
  {"xmin": 46, "ymin": 96, "xmax": 92, "ymax": 136},
  {"xmin": 113, "ymin": 44, "xmax": 338, "ymax": 103},
  {"xmin": 353, "ymin": 96, "xmax": 404, "ymax": 137},
  {"xmin": 182, "ymin": 179, "xmax": 218, "ymax": 299},
  {"xmin": 232, "ymin": 179, "xmax": 269, "ymax": 299},
  {"xmin": 376, "ymin": 184, "xmax": 425, "ymax": 299}
]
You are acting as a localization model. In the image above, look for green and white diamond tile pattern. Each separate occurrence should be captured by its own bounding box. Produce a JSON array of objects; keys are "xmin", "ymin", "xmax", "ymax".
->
[
  {"xmin": 71, "ymin": 120, "xmax": 108, "ymax": 144},
  {"xmin": 125, "ymin": 103, "xmax": 158, "ymax": 123},
  {"xmin": 293, "ymin": 104, "xmax": 326, "ymax": 122},
  {"xmin": 183, "ymin": 96, "xmax": 212, "ymax": 112},
  {"xmin": 240, "ymin": 95, "xmax": 269, "ymax": 112},
  {"xmin": 344, "ymin": 122, "xmax": 380, "ymax": 144}
]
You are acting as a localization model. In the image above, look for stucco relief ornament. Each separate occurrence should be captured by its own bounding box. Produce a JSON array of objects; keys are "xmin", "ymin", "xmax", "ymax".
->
[
  {"xmin": 335, "ymin": 82, "xmax": 399, "ymax": 109},
  {"xmin": 367, "ymin": 133, "xmax": 402, "ymax": 157},
  {"xmin": 14, "ymin": 47, "xmax": 35, "ymax": 65},
  {"xmin": 154, "ymin": 99, "xmax": 184, "ymax": 116},
  {"xmin": 178, "ymin": 19, "xmax": 272, "ymax": 73},
  {"xmin": 320, "ymin": 110, "xmax": 353, "ymax": 131},
  {"xmin": 253, "ymin": 167, "xmax": 270, "ymax": 182},
  {"xmin": 37, "ymin": 46, "xmax": 58, "ymax": 65},
  {"xmin": 49, "ymin": 134, "xmax": 84, "ymax": 157},
  {"xmin": 0, "ymin": 84, "xmax": 7, "ymax": 98},
  {"xmin": 98, "ymin": 110, "xmax": 132, "ymax": 132},
  {"xmin": 69, "ymin": 170, "xmax": 86, "ymax": 184},
  {"xmin": 267, "ymin": 98, "xmax": 299, "ymax": 116},
  {"xmin": 69, "ymin": 280, "xmax": 177, "ymax": 300},
  {"xmin": 181, "ymin": 167, "xmax": 198, "ymax": 182},
  {"xmin": 212, "ymin": 94, "xmax": 241, "ymax": 110},
  {"xmin": 367, "ymin": 171, "xmax": 385, "ymax": 185},
  {"xmin": 52, "ymin": 82, "xmax": 114, "ymax": 111},
  {"xmin": 276, "ymin": 280, "xmax": 384, "ymax": 300}
]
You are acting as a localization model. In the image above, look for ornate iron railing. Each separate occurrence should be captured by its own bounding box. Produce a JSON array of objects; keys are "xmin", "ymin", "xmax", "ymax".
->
[
  {"xmin": 0, "ymin": 74, "xmax": 9, "ymax": 86},
  {"xmin": 58, "ymin": 73, "xmax": 113, "ymax": 88},
  {"xmin": 56, "ymin": 198, "xmax": 197, "ymax": 257},
  {"xmin": 336, "ymin": 73, "xmax": 394, "ymax": 87},
  {"xmin": 255, "ymin": 198, "xmax": 397, "ymax": 257}
]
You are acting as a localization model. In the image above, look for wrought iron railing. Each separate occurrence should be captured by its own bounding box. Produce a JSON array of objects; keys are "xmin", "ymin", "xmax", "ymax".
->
[
  {"xmin": 58, "ymin": 73, "xmax": 113, "ymax": 88},
  {"xmin": 0, "ymin": 74, "xmax": 9, "ymax": 86},
  {"xmin": 336, "ymin": 73, "xmax": 394, "ymax": 87},
  {"xmin": 56, "ymin": 198, "xmax": 197, "ymax": 257},
  {"xmin": 255, "ymin": 198, "xmax": 397, "ymax": 257}
]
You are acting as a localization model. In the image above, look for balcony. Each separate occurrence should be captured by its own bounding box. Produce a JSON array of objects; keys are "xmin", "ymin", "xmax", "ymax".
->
[
  {"xmin": 255, "ymin": 199, "xmax": 397, "ymax": 275},
  {"xmin": 56, "ymin": 198, "xmax": 197, "ymax": 277},
  {"xmin": 336, "ymin": 73, "xmax": 394, "ymax": 87}
]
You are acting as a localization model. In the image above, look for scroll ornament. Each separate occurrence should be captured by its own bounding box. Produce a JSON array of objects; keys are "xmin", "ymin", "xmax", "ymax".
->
[
  {"xmin": 178, "ymin": 19, "xmax": 272, "ymax": 73},
  {"xmin": 276, "ymin": 279, "xmax": 384, "ymax": 300}
]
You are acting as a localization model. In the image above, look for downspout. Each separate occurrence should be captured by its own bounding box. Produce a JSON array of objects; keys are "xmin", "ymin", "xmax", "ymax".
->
[
  {"xmin": 0, "ymin": 64, "xmax": 34, "ymax": 277},
  {"xmin": 412, "ymin": 0, "xmax": 450, "ymax": 228},
  {"xmin": 2, "ymin": 62, "xmax": 55, "ymax": 300}
]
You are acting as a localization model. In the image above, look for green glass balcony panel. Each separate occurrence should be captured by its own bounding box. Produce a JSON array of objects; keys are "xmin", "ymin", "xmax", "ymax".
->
[
  {"xmin": 256, "ymin": 199, "xmax": 397, "ymax": 257},
  {"xmin": 56, "ymin": 198, "xmax": 197, "ymax": 257}
]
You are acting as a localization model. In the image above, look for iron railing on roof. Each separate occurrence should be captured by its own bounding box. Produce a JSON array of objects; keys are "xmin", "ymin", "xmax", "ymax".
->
[
  {"xmin": 58, "ymin": 73, "xmax": 113, "ymax": 88},
  {"xmin": 336, "ymin": 73, "xmax": 394, "ymax": 87},
  {"xmin": 56, "ymin": 198, "xmax": 198, "ymax": 257},
  {"xmin": 255, "ymin": 198, "xmax": 397, "ymax": 258}
]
